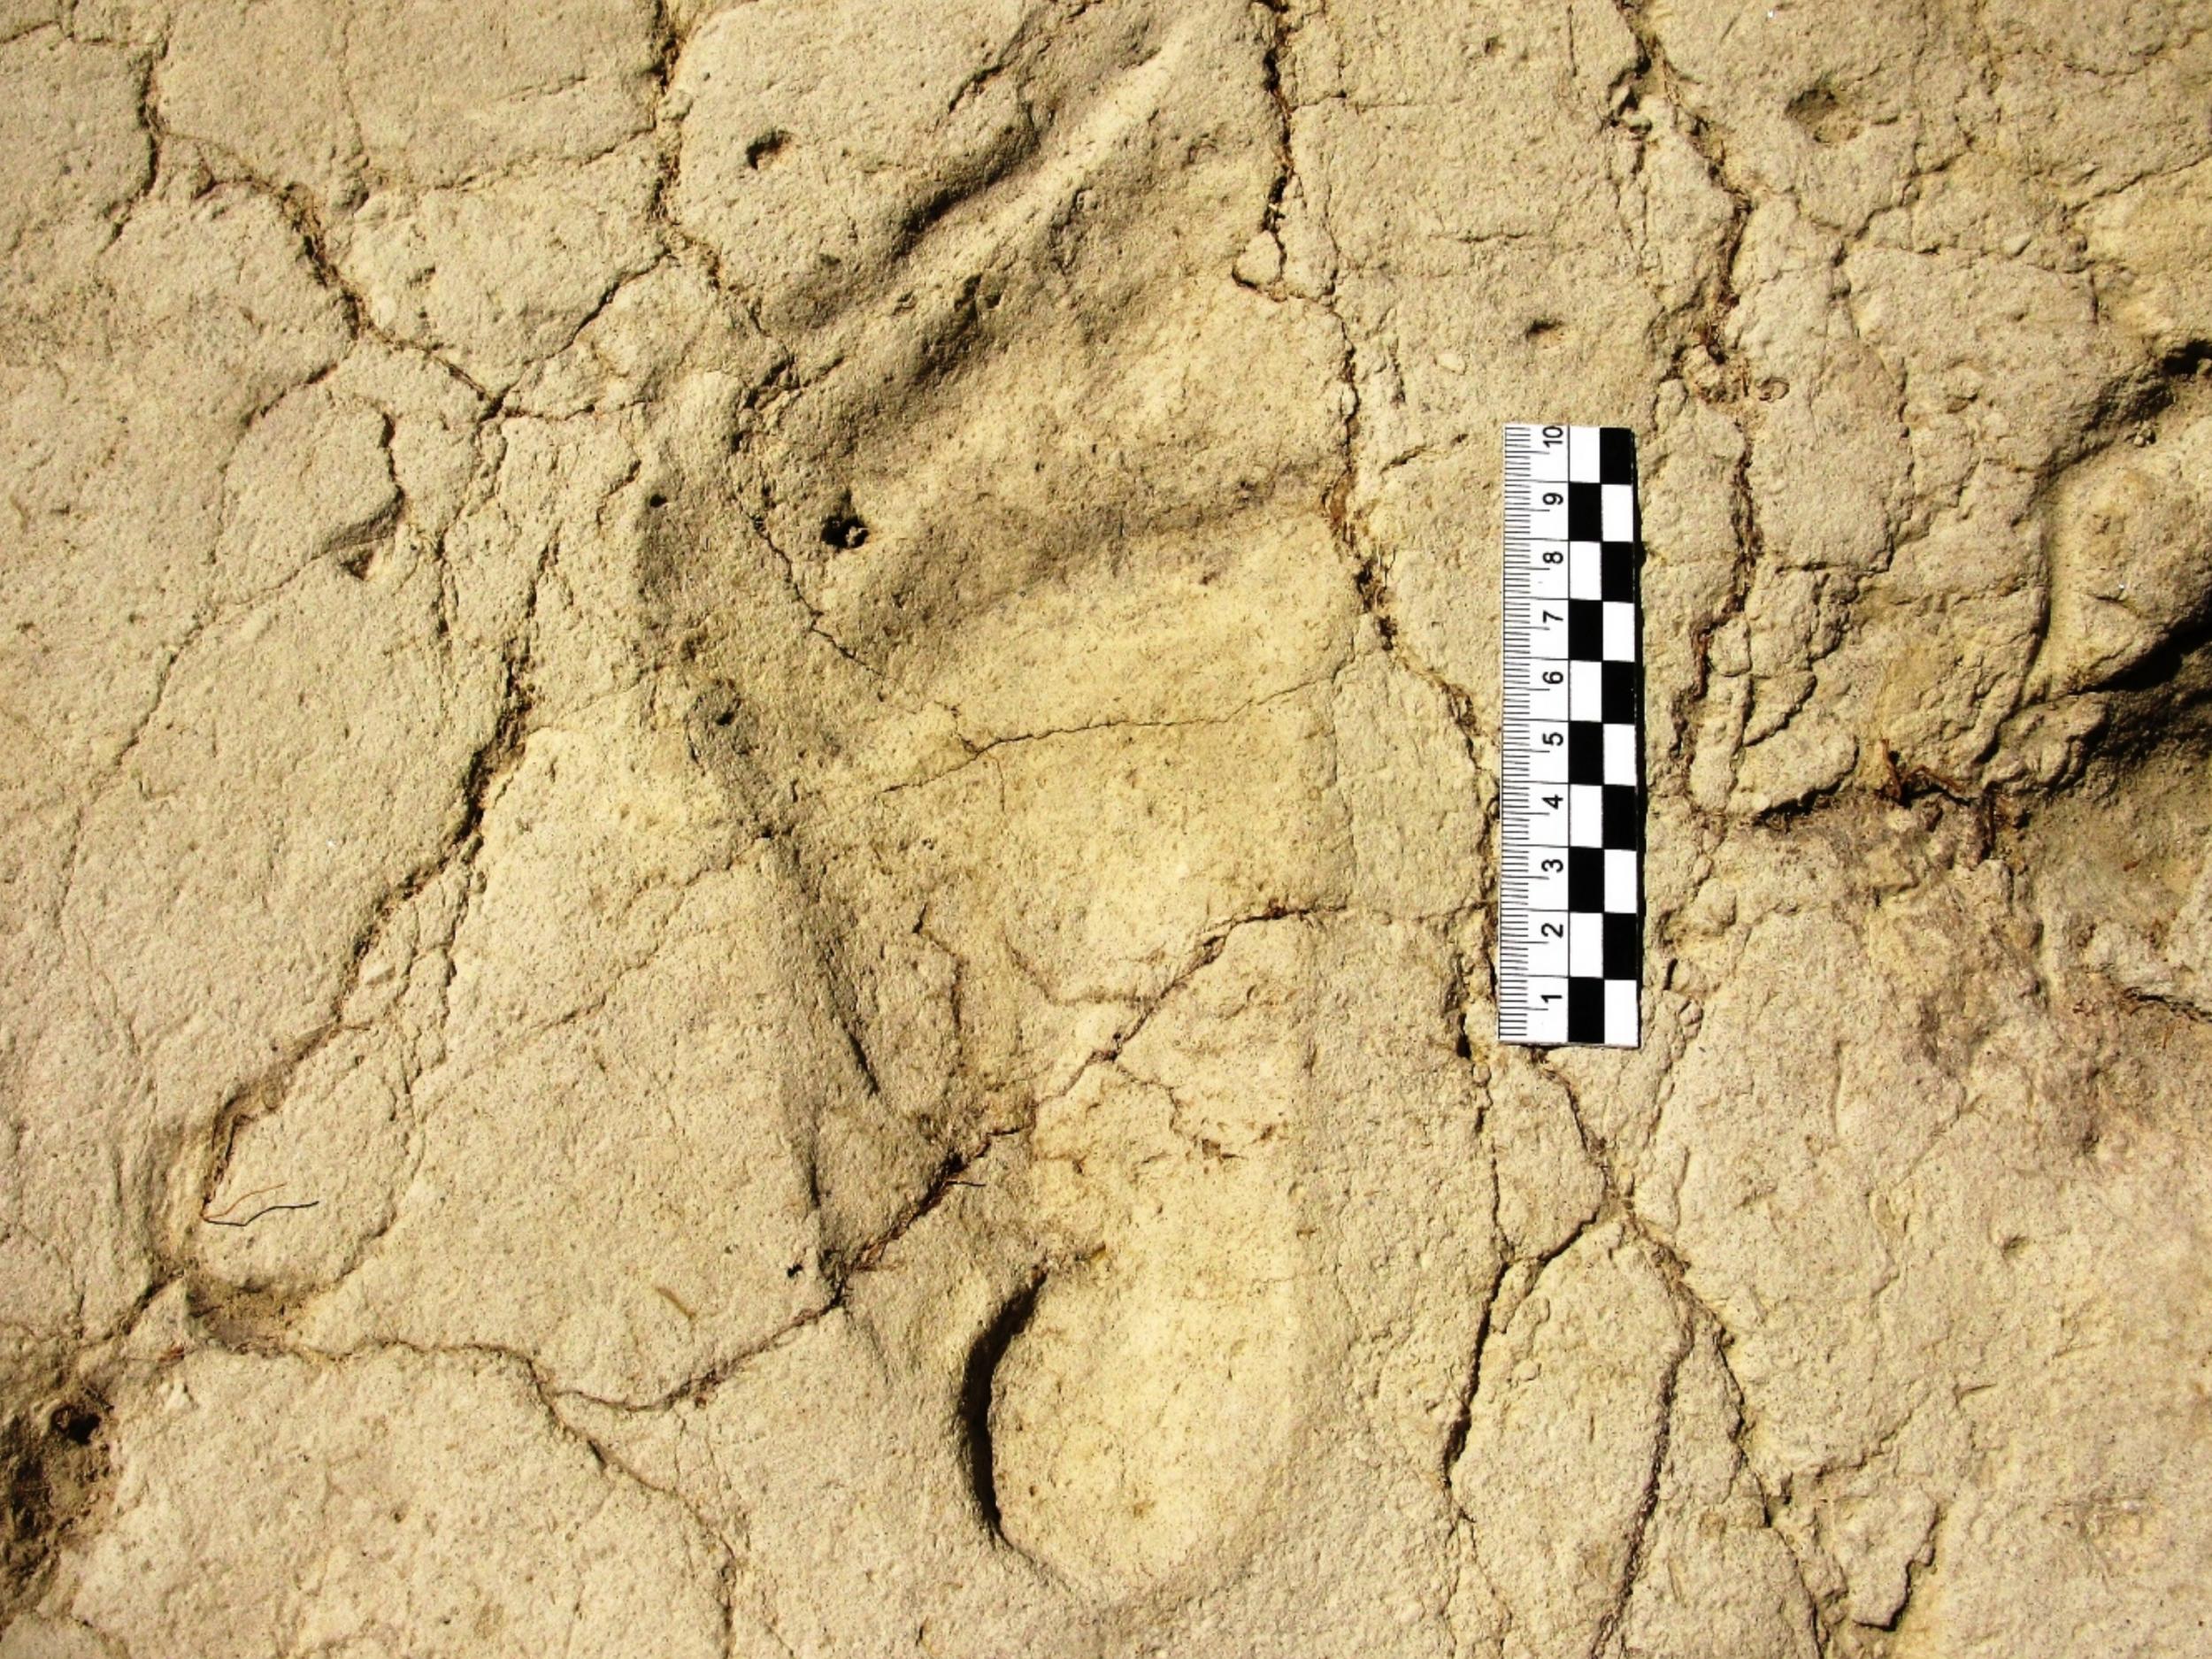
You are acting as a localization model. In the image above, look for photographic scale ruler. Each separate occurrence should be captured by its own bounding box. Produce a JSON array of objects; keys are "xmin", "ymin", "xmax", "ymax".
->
[{"xmin": 1497, "ymin": 423, "xmax": 1643, "ymax": 1048}]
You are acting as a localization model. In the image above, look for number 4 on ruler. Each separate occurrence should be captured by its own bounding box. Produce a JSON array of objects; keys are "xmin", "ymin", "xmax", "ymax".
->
[{"xmin": 1498, "ymin": 424, "xmax": 1643, "ymax": 1048}]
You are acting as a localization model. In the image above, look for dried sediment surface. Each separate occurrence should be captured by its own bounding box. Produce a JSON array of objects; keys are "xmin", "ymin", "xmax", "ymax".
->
[{"xmin": 4, "ymin": 1, "xmax": 2211, "ymax": 1654}]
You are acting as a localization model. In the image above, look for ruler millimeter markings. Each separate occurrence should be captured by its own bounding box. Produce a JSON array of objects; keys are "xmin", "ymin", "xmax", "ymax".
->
[{"xmin": 1498, "ymin": 424, "xmax": 1643, "ymax": 1048}]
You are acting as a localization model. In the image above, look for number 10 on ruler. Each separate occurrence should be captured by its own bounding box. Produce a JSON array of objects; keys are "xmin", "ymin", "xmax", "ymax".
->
[{"xmin": 1498, "ymin": 423, "xmax": 1643, "ymax": 1048}]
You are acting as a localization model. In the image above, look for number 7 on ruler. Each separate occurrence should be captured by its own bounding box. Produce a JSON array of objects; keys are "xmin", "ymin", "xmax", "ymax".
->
[{"xmin": 1497, "ymin": 424, "xmax": 1642, "ymax": 1048}]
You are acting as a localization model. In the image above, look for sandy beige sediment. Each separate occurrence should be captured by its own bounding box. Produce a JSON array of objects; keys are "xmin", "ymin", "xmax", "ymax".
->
[{"xmin": 4, "ymin": 2, "xmax": 2211, "ymax": 1655}]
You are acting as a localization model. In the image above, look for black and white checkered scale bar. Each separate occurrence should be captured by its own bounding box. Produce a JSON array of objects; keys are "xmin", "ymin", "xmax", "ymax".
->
[{"xmin": 1498, "ymin": 424, "xmax": 1643, "ymax": 1048}]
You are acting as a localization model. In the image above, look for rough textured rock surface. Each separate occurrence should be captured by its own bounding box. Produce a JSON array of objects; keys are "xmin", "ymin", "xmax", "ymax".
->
[{"xmin": 4, "ymin": 1, "xmax": 2210, "ymax": 1655}]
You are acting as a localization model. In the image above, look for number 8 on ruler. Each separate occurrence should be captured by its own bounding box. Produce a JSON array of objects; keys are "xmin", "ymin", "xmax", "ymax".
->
[{"xmin": 1498, "ymin": 424, "xmax": 1642, "ymax": 1048}]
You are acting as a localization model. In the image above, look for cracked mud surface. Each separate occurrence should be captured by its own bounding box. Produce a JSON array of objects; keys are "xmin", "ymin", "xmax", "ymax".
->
[{"xmin": 4, "ymin": 1, "xmax": 2211, "ymax": 1654}]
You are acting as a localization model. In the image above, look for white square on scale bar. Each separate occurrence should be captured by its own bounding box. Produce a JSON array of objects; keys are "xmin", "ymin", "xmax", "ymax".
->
[
  {"xmin": 1604, "ymin": 722, "xmax": 1637, "ymax": 785},
  {"xmin": 1568, "ymin": 783, "xmax": 1606, "ymax": 847},
  {"xmin": 1567, "ymin": 426, "xmax": 1601, "ymax": 481},
  {"xmin": 1568, "ymin": 541, "xmax": 1605, "ymax": 600},
  {"xmin": 1569, "ymin": 660, "xmax": 1604, "ymax": 720},
  {"xmin": 1604, "ymin": 848, "xmax": 1639, "ymax": 912},
  {"xmin": 1602, "ymin": 600, "xmax": 1636, "ymax": 662},
  {"xmin": 1564, "ymin": 912, "xmax": 1595, "ymax": 978},
  {"xmin": 1604, "ymin": 979, "xmax": 1640, "ymax": 1047},
  {"xmin": 1601, "ymin": 481, "xmax": 1635, "ymax": 541}
]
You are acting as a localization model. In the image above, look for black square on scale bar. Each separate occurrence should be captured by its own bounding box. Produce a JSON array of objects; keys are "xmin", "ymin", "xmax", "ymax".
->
[
  {"xmin": 1601, "ymin": 661, "xmax": 1637, "ymax": 724},
  {"xmin": 1601, "ymin": 541, "xmax": 1639, "ymax": 602},
  {"xmin": 1566, "ymin": 978, "xmax": 1609, "ymax": 1042},
  {"xmin": 1599, "ymin": 426, "xmax": 1636, "ymax": 483},
  {"xmin": 1567, "ymin": 481, "xmax": 1604, "ymax": 541},
  {"xmin": 1601, "ymin": 784, "xmax": 1640, "ymax": 850}
]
